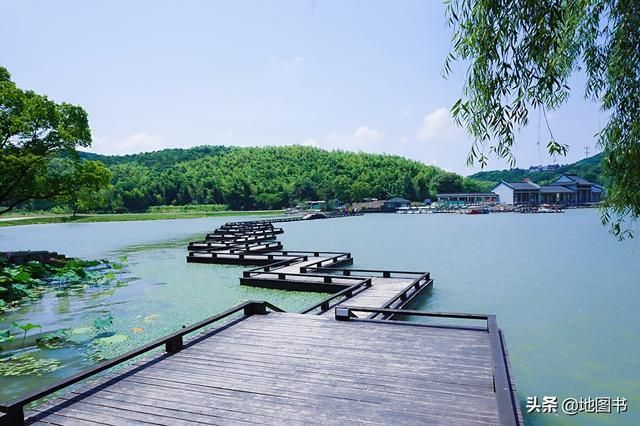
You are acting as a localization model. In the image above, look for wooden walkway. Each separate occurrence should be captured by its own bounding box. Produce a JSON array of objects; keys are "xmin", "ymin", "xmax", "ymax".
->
[
  {"xmin": 0, "ymin": 218, "xmax": 522, "ymax": 425},
  {"xmin": 188, "ymin": 221, "xmax": 433, "ymax": 314},
  {"xmin": 20, "ymin": 309, "xmax": 520, "ymax": 425}
]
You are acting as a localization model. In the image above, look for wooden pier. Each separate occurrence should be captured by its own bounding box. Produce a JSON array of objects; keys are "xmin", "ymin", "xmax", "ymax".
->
[
  {"xmin": 188, "ymin": 220, "xmax": 433, "ymax": 315},
  {"xmin": 0, "ymin": 217, "xmax": 522, "ymax": 425}
]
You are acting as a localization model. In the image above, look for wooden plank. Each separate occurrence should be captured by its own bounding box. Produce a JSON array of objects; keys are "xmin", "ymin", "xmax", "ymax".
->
[
  {"xmin": 22, "ymin": 216, "xmax": 519, "ymax": 425},
  {"xmin": 27, "ymin": 313, "xmax": 506, "ymax": 425}
]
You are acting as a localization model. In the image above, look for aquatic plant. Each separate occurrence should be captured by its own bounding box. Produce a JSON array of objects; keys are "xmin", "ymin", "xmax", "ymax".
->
[
  {"xmin": 0, "ymin": 256, "xmax": 126, "ymax": 312},
  {"xmin": 93, "ymin": 314, "xmax": 114, "ymax": 334},
  {"xmin": 0, "ymin": 354, "xmax": 61, "ymax": 377},
  {"xmin": 36, "ymin": 329, "xmax": 70, "ymax": 349},
  {"xmin": 0, "ymin": 329, "xmax": 13, "ymax": 350},
  {"xmin": 11, "ymin": 322, "xmax": 41, "ymax": 349},
  {"xmin": 89, "ymin": 333, "xmax": 130, "ymax": 361}
]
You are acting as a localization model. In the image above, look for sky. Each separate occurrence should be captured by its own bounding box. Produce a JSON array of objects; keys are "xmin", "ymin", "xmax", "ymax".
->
[{"xmin": 1, "ymin": 0, "xmax": 604, "ymax": 175}]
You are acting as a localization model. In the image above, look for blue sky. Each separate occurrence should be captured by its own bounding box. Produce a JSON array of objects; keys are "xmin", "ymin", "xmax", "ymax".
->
[{"xmin": 1, "ymin": 0, "xmax": 603, "ymax": 175}]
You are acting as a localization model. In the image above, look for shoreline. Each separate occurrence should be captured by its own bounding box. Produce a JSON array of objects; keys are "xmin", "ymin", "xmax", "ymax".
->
[{"xmin": 0, "ymin": 210, "xmax": 286, "ymax": 227}]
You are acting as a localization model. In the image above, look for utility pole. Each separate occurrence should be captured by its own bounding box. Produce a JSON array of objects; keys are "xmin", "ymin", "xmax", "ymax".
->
[{"xmin": 584, "ymin": 146, "xmax": 590, "ymax": 158}]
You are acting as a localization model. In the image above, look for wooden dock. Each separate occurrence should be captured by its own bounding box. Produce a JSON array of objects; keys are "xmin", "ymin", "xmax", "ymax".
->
[
  {"xmin": 0, "ymin": 218, "xmax": 522, "ymax": 425},
  {"xmin": 188, "ymin": 220, "xmax": 433, "ymax": 316},
  {"xmin": 2, "ymin": 302, "xmax": 522, "ymax": 425}
]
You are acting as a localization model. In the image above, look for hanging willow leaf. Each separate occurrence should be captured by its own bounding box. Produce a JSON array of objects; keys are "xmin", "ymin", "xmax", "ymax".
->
[{"xmin": 446, "ymin": 0, "xmax": 640, "ymax": 238}]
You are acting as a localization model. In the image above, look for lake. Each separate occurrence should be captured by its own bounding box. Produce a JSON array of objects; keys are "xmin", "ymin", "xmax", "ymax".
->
[{"xmin": 1, "ymin": 210, "xmax": 638, "ymax": 425}]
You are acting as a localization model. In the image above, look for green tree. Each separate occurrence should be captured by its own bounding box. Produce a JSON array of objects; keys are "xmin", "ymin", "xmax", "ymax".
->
[
  {"xmin": 445, "ymin": 0, "xmax": 639, "ymax": 238},
  {"xmin": 0, "ymin": 67, "xmax": 96, "ymax": 213},
  {"xmin": 85, "ymin": 144, "xmax": 500, "ymax": 211},
  {"xmin": 430, "ymin": 172, "xmax": 463, "ymax": 194},
  {"xmin": 349, "ymin": 180, "xmax": 373, "ymax": 202},
  {"xmin": 61, "ymin": 160, "xmax": 112, "ymax": 216}
]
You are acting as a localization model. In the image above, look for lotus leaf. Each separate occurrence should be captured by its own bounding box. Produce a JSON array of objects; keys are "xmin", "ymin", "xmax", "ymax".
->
[{"xmin": 0, "ymin": 355, "xmax": 61, "ymax": 376}]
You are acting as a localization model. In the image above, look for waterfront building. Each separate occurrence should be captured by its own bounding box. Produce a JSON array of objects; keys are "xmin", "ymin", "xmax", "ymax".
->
[
  {"xmin": 539, "ymin": 185, "xmax": 577, "ymax": 205},
  {"xmin": 350, "ymin": 199, "xmax": 385, "ymax": 212},
  {"xmin": 550, "ymin": 174, "xmax": 603, "ymax": 205},
  {"xmin": 436, "ymin": 192, "xmax": 498, "ymax": 206},
  {"xmin": 350, "ymin": 198, "xmax": 411, "ymax": 212},
  {"xmin": 305, "ymin": 200, "xmax": 327, "ymax": 210},
  {"xmin": 493, "ymin": 175, "xmax": 602, "ymax": 206},
  {"xmin": 383, "ymin": 197, "xmax": 411, "ymax": 212},
  {"xmin": 492, "ymin": 180, "xmax": 541, "ymax": 206}
]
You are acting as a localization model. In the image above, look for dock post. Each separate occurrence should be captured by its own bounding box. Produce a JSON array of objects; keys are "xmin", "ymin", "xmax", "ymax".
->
[
  {"xmin": 165, "ymin": 335, "xmax": 183, "ymax": 353},
  {"xmin": 0, "ymin": 406, "xmax": 24, "ymax": 426},
  {"xmin": 335, "ymin": 307, "xmax": 353, "ymax": 321},
  {"xmin": 244, "ymin": 302, "xmax": 267, "ymax": 315}
]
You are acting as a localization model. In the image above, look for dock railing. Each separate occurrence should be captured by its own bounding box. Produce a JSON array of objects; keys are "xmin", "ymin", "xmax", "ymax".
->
[
  {"xmin": 0, "ymin": 300, "xmax": 284, "ymax": 426},
  {"xmin": 300, "ymin": 266, "xmax": 427, "ymax": 277},
  {"xmin": 334, "ymin": 306, "xmax": 521, "ymax": 426},
  {"xmin": 188, "ymin": 241, "xmax": 283, "ymax": 256},
  {"xmin": 244, "ymin": 270, "xmax": 367, "ymax": 287},
  {"xmin": 242, "ymin": 255, "xmax": 310, "ymax": 276},
  {"xmin": 370, "ymin": 273, "xmax": 433, "ymax": 318},
  {"xmin": 205, "ymin": 231, "xmax": 281, "ymax": 241},
  {"xmin": 299, "ymin": 278, "xmax": 373, "ymax": 314},
  {"xmin": 241, "ymin": 251, "xmax": 352, "ymax": 278}
]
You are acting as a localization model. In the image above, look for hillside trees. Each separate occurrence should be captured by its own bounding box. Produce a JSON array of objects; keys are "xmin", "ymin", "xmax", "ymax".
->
[{"xmin": 84, "ymin": 145, "xmax": 488, "ymax": 212}]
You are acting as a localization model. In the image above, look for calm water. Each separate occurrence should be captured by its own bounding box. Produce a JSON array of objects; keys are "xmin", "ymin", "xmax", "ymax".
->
[{"xmin": 1, "ymin": 211, "xmax": 639, "ymax": 425}]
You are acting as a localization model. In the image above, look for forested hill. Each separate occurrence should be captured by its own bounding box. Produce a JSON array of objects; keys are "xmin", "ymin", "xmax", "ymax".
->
[
  {"xmin": 81, "ymin": 145, "xmax": 489, "ymax": 212},
  {"xmin": 468, "ymin": 153, "xmax": 604, "ymax": 186}
]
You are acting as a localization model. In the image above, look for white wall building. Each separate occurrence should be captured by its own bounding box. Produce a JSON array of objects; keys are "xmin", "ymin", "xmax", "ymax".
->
[{"xmin": 492, "ymin": 181, "xmax": 541, "ymax": 205}]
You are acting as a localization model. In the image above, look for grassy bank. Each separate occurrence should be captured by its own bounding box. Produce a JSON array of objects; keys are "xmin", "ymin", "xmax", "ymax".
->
[{"xmin": 0, "ymin": 210, "xmax": 286, "ymax": 227}]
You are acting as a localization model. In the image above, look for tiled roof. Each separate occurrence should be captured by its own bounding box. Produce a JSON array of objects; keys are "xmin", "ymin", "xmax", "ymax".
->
[
  {"xmin": 540, "ymin": 185, "xmax": 576, "ymax": 193},
  {"xmin": 502, "ymin": 181, "xmax": 540, "ymax": 190},
  {"xmin": 557, "ymin": 175, "xmax": 596, "ymax": 186}
]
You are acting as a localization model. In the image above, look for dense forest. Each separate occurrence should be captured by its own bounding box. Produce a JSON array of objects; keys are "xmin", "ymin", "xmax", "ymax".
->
[
  {"xmin": 469, "ymin": 153, "xmax": 604, "ymax": 187},
  {"xmin": 73, "ymin": 145, "xmax": 490, "ymax": 212}
]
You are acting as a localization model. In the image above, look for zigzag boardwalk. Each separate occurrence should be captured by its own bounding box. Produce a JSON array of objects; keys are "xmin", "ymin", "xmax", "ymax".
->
[
  {"xmin": 187, "ymin": 217, "xmax": 433, "ymax": 316},
  {"xmin": 0, "ymin": 216, "xmax": 522, "ymax": 425}
]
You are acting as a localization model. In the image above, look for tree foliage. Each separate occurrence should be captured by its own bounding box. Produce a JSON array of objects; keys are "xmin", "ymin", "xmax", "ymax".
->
[
  {"xmin": 58, "ymin": 160, "xmax": 112, "ymax": 216},
  {"xmin": 0, "ymin": 67, "xmax": 109, "ymax": 214},
  {"xmin": 471, "ymin": 152, "xmax": 604, "ymax": 186},
  {"xmin": 445, "ymin": 0, "xmax": 640, "ymax": 238},
  {"xmin": 82, "ymin": 145, "xmax": 488, "ymax": 212}
]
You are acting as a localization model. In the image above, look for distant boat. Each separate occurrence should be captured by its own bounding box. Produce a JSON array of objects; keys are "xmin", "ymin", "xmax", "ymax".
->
[
  {"xmin": 465, "ymin": 206, "xmax": 489, "ymax": 215},
  {"xmin": 537, "ymin": 205, "xmax": 564, "ymax": 213},
  {"xmin": 302, "ymin": 212, "xmax": 327, "ymax": 220}
]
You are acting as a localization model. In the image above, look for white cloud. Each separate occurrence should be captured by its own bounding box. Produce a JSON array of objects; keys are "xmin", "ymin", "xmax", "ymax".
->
[
  {"xmin": 301, "ymin": 138, "xmax": 319, "ymax": 147},
  {"xmin": 88, "ymin": 133, "xmax": 166, "ymax": 155},
  {"xmin": 411, "ymin": 108, "xmax": 471, "ymax": 172},
  {"xmin": 416, "ymin": 107, "xmax": 460, "ymax": 141},
  {"xmin": 268, "ymin": 55, "xmax": 304, "ymax": 69}
]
